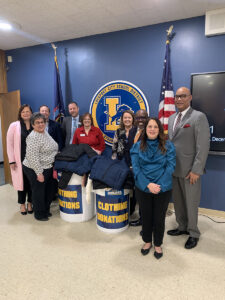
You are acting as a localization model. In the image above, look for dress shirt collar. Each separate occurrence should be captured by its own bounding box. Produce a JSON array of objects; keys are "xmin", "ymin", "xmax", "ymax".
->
[
  {"xmin": 179, "ymin": 106, "xmax": 191, "ymax": 119},
  {"xmin": 72, "ymin": 115, "xmax": 79, "ymax": 122},
  {"xmin": 80, "ymin": 125, "xmax": 94, "ymax": 132}
]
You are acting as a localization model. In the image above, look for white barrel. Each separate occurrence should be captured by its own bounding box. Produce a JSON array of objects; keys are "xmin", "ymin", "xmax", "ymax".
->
[
  {"xmin": 58, "ymin": 173, "xmax": 95, "ymax": 222},
  {"xmin": 93, "ymin": 189, "xmax": 131, "ymax": 233}
]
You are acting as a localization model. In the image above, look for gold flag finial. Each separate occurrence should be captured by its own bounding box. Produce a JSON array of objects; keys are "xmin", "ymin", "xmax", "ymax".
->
[
  {"xmin": 166, "ymin": 25, "xmax": 174, "ymax": 44},
  {"xmin": 51, "ymin": 43, "xmax": 57, "ymax": 56},
  {"xmin": 166, "ymin": 25, "xmax": 173, "ymax": 37}
]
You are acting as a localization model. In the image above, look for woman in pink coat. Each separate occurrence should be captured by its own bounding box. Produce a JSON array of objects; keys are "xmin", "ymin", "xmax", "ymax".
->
[{"xmin": 7, "ymin": 104, "xmax": 33, "ymax": 215}]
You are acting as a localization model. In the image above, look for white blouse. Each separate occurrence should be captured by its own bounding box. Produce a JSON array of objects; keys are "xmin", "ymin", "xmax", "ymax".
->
[{"xmin": 23, "ymin": 130, "xmax": 58, "ymax": 175}]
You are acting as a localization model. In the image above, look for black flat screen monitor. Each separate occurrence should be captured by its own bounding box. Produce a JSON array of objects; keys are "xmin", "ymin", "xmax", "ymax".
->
[{"xmin": 191, "ymin": 72, "xmax": 225, "ymax": 155}]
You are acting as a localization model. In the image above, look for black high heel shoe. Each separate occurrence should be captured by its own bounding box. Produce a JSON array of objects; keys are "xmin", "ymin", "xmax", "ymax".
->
[
  {"xmin": 27, "ymin": 204, "xmax": 33, "ymax": 214},
  {"xmin": 20, "ymin": 205, "xmax": 27, "ymax": 215},
  {"xmin": 154, "ymin": 247, "xmax": 163, "ymax": 259},
  {"xmin": 141, "ymin": 244, "xmax": 152, "ymax": 256}
]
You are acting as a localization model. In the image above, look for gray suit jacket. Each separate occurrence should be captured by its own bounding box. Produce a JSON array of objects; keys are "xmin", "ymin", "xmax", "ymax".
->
[
  {"xmin": 168, "ymin": 107, "xmax": 210, "ymax": 178},
  {"xmin": 61, "ymin": 116, "xmax": 81, "ymax": 146}
]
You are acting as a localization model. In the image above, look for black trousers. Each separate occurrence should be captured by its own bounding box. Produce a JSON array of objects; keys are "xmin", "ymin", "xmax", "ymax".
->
[
  {"xmin": 52, "ymin": 178, "xmax": 58, "ymax": 199},
  {"xmin": 136, "ymin": 186, "xmax": 171, "ymax": 246},
  {"xmin": 130, "ymin": 189, "xmax": 136, "ymax": 215},
  {"xmin": 18, "ymin": 169, "xmax": 32, "ymax": 204},
  {"xmin": 23, "ymin": 165, "xmax": 55, "ymax": 219}
]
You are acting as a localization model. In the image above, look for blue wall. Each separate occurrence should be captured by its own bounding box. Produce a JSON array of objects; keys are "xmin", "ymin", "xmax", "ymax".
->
[{"xmin": 6, "ymin": 16, "xmax": 225, "ymax": 211}]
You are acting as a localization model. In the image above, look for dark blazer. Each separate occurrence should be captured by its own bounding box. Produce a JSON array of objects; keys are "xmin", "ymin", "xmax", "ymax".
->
[
  {"xmin": 61, "ymin": 116, "xmax": 81, "ymax": 146},
  {"xmin": 48, "ymin": 119, "xmax": 64, "ymax": 151}
]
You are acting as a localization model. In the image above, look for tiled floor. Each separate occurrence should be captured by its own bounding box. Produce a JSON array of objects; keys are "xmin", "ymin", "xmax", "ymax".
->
[{"xmin": 1, "ymin": 184, "xmax": 225, "ymax": 300}]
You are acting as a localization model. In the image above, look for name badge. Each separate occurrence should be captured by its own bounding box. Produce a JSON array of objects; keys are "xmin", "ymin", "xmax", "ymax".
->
[{"xmin": 80, "ymin": 134, "xmax": 85, "ymax": 136}]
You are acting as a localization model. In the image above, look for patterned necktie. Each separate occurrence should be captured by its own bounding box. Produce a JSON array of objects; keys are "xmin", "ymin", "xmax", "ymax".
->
[
  {"xmin": 173, "ymin": 112, "xmax": 182, "ymax": 132},
  {"xmin": 71, "ymin": 118, "xmax": 77, "ymax": 143}
]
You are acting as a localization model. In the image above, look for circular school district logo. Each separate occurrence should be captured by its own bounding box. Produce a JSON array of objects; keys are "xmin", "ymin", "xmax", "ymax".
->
[{"xmin": 90, "ymin": 80, "xmax": 149, "ymax": 146}]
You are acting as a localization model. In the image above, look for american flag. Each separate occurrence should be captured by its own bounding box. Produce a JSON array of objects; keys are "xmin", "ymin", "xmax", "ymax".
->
[{"xmin": 158, "ymin": 38, "xmax": 176, "ymax": 134}]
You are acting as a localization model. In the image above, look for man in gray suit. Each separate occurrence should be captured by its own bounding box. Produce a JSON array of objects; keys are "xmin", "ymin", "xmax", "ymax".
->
[
  {"xmin": 62, "ymin": 101, "xmax": 80, "ymax": 146},
  {"xmin": 167, "ymin": 87, "xmax": 210, "ymax": 249}
]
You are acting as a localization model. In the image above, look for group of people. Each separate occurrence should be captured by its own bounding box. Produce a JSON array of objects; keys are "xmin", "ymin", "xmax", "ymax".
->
[
  {"xmin": 6, "ymin": 86, "xmax": 210, "ymax": 259},
  {"xmin": 6, "ymin": 102, "xmax": 105, "ymax": 221}
]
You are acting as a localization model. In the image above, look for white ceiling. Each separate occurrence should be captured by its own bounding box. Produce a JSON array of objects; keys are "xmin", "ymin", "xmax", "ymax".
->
[{"xmin": 0, "ymin": 0, "xmax": 225, "ymax": 50}]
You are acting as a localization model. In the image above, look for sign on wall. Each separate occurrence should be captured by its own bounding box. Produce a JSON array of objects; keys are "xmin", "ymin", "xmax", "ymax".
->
[{"xmin": 90, "ymin": 80, "xmax": 149, "ymax": 146}]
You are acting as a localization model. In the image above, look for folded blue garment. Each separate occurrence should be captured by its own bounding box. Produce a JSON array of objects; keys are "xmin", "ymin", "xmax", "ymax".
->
[
  {"xmin": 54, "ymin": 154, "xmax": 93, "ymax": 176},
  {"xmin": 89, "ymin": 156, "xmax": 130, "ymax": 190}
]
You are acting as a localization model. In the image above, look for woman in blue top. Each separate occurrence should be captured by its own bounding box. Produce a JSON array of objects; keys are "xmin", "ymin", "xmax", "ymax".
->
[{"xmin": 130, "ymin": 118, "xmax": 176, "ymax": 259}]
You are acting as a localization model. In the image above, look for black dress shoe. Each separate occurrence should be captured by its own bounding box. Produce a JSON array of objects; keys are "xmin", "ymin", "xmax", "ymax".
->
[
  {"xmin": 21, "ymin": 211, "xmax": 27, "ymax": 215},
  {"xmin": 185, "ymin": 237, "xmax": 199, "ymax": 249},
  {"xmin": 154, "ymin": 251, "xmax": 163, "ymax": 259},
  {"xmin": 167, "ymin": 229, "xmax": 189, "ymax": 236},
  {"xmin": 141, "ymin": 245, "xmax": 152, "ymax": 256},
  {"xmin": 130, "ymin": 218, "xmax": 142, "ymax": 227}
]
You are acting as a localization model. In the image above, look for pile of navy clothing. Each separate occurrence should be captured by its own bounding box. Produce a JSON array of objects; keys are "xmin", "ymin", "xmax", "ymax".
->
[
  {"xmin": 54, "ymin": 144, "xmax": 134, "ymax": 190},
  {"xmin": 90, "ymin": 156, "xmax": 134, "ymax": 190},
  {"xmin": 54, "ymin": 144, "xmax": 97, "ymax": 189}
]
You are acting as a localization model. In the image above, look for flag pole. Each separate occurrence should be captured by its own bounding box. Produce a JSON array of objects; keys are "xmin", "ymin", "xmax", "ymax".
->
[
  {"xmin": 158, "ymin": 25, "xmax": 176, "ymax": 135},
  {"xmin": 52, "ymin": 43, "xmax": 65, "ymax": 123},
  {"xmin": 164, "ymin": 25, "xmax": 176, "ymax": 217}
]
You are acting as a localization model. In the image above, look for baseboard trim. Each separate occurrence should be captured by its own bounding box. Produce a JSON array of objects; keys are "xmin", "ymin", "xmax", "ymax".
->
[{"xmin": 168, "ymin": 203, "xmax": 225, "ymax": 219}]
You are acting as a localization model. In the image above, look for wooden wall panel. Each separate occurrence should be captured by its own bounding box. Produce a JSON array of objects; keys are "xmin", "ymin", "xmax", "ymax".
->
[
  {"xmin": 0, "ymin": 50, "xmax": 8, "ymax": 93},
  {"xmin": 0, "ymin": 91, "xmax": 21, "ymax": 184}
]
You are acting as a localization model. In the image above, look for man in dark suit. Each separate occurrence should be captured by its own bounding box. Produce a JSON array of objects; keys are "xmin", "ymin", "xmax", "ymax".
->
[
  {"xmin": 167, "ymin": 87, "xmax": 210, "ymax": 249},
  {"xmin": 61, "ymin": 101, "xmax": 81, "ymax": 146},
  {"xmin": 39, "ymin": 105, "xmax": 64, "ymax": 151}
]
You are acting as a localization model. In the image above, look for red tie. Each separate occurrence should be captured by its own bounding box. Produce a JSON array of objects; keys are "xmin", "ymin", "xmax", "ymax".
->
[{"xmin": 173, "ymin": 112, "xmax": 182, "ymax": 132}]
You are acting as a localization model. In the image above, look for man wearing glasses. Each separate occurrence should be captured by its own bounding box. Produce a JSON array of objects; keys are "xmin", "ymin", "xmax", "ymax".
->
[{"xmin": 167, "ymin": 87, "xmax": 210, "ymax": 249}]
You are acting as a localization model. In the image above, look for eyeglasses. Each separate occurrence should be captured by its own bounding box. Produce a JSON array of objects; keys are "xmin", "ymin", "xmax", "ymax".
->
[
  {"xmin": 175, "ymin": 94, "xmax": 190, "ymax": 100},
  {"xmin": 83, "ymin": 119, "xmax": 91, "ymax": 121},
  {"xmin": 34, "ymin": 121, "xmax": 45, "ymax": 125}
]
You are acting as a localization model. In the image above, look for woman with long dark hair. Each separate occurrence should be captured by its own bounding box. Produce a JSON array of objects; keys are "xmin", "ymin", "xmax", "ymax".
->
[
  {"xmin": 130, "ymin": 118, "xmax": 176, "ymax": 259},
  {"xmin": 7, "ymin": 104, "xmax": 33, "ymax": 215}
]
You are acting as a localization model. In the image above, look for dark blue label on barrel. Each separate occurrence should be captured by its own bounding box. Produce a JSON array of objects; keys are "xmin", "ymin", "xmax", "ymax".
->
[
  {"xmin": 58, "ymin": 185, "xmax": 83, "ymax": 214},
  {"xmin": 96, "ymin": 193, "xmax": 129, "ymax": 229}
]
